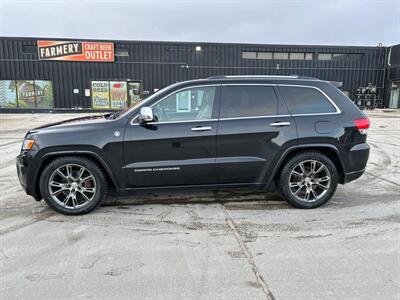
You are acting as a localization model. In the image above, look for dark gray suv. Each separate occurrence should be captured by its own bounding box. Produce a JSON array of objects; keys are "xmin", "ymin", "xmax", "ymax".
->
[{"xmin": 17, "ymin": 75, "xmax": 370, "ymax": 215}]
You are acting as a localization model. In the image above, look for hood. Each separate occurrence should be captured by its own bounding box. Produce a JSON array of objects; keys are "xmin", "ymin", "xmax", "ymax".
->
[{"xmin": 30, "ymin": 114, "xmax": 110, "ymax": 132}]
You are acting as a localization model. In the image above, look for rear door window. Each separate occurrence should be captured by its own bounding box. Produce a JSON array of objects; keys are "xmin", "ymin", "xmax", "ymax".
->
[
  {"xmin": 279, "ymin": 86, "xmax": 336, "ymax": 114},
  {"xmin": 220, "ymin": 85, "xmax": 278, "ymax": 118}
]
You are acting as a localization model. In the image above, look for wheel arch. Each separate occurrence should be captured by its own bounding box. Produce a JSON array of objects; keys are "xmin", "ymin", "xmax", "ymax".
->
[
  {"xmin": 33, "ymin": 151, "xmax": 119, "ymax": 201},
  {"xmin": 271, "ymin": 144, "xmax": 346, "ymax": 186}
]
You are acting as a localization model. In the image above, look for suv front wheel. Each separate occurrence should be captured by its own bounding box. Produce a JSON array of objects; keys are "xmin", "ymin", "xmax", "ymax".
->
[
  {"xmin": 278, "ymin": 152, "xmax": 338, "ymax": 208},
  {"xmin": 39, "ymin": 156, "xmax": 108, "ymax": 215}
]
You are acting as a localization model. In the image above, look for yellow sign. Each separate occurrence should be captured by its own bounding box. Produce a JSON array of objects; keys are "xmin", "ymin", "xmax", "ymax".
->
[{"xmin": 92, "ymin": 81, "xmax": 110, "ymax": 109}]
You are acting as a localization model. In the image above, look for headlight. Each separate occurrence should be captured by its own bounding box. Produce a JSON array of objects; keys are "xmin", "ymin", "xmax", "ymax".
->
[{"xmin": 22, "ymin": 139, "xmax": 35, "ymax": 150}]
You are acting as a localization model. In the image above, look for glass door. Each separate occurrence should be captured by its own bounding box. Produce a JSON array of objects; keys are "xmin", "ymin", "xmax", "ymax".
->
[
  {"xmin": 127, "ymin": 81, "xmax": 142, "ymax": 107},
  {"xmin": 389, "ymin": 81, "xmax": 399, "ymax": 108}
]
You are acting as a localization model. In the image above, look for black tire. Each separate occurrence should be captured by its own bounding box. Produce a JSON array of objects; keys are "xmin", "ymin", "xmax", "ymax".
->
[
  {"xmin": 39, "ymin": 156, "xmax": 108, "ymax": 215},
  {"xmin": 278, "ymin": 151, "xmax": 338, "ymax": 209}
]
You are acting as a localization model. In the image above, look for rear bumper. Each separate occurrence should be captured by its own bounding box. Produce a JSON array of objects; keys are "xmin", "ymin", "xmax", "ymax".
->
[
  {"xmin": 343, "ymin": 142, "xmax": 370, "ymax": 183},
  {"xmin": 344, "ymin": 169, "xmax": 365, "ymax": 183}
]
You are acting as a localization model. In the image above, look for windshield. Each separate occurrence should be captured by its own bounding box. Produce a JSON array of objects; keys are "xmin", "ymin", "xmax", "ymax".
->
[{"xmin": 114, "ymin": 83, "xmax": 179, "ymax": 119}]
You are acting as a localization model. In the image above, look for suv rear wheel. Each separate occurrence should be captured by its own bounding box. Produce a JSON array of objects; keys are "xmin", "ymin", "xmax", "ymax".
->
[
  {"xmin": 278, "ymin": 152, "xmax": 338, "ymax": 208},
  {"xmin": 39, "ymin": 156, "xmax": 107, "ymax": 215}
]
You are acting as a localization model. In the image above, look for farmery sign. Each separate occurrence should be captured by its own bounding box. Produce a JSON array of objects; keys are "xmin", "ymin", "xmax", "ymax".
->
[{"xmin": 37, "ymin": 40, "xmax": 114, "ymax": 62}]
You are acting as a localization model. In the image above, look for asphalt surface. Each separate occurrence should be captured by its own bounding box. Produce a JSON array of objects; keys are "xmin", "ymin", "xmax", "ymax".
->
[{"xmin": 0, "ymin": 111, "xmax": 399, "ymax": 300}]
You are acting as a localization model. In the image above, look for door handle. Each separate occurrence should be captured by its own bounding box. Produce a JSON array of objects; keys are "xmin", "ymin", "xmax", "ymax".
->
[
  {"xmin": 269, "ymin": 121, "xmax": 291, "ymax": 127},
  {"xmin": 191, "ymin": 126, "xmax": 212, "ymax": 132}
]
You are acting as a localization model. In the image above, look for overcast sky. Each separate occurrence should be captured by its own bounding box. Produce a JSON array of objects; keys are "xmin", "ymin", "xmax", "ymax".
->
[{"xmin": 0, "ymin": 0, "xmax": 399, "ymax": 46}]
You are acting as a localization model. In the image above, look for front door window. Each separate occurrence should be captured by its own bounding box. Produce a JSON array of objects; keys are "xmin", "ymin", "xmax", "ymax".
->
[{"xmin": 152, "ymin": 86, "xmax": 216, "ymax": 122}]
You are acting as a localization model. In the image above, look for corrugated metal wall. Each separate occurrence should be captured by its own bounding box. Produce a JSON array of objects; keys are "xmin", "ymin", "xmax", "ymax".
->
[{"xmin": 0, "ymin": 37, "xmax": 389, "ymax": 110}]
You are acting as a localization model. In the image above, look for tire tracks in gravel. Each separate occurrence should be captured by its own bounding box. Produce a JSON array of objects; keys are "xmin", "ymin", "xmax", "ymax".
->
[
  {"xmin": 0, "ymin": 208, "xmax": 55, "ymax": 236},
  {"xmin": 0, "ymin": 215, "xmax": 53, "ymax": 236}
]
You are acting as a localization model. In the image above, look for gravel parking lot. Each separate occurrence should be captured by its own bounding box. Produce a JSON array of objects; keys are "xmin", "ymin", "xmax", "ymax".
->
[{"xmin": 0, "ymin": 111, "xmax": 399, "ymax": 300}]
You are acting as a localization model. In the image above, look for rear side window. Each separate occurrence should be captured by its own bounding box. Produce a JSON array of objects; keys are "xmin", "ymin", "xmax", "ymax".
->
[
  {"xmin": 220, "ymin": 86, "xmax": 278, "ymax": 118},
  {"xmin": 280, "ymin": 86, "xmax": 336, "ymax": 114}
]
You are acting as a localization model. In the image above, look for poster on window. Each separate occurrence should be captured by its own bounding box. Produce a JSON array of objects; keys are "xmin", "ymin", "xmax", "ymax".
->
[
  {"xmin": 110, "ymin": 81, "xmax": 127, "ymax": 109},
  {"xmin": 17, "ymin": 80, "xmax": 36, "ymax": 108},
  {"xmin": 91, "ymin": 81, "xmax": 110, "ymax": 109},
  {"xmin": 0, "ymin": 80, "xmax": 17, "ymax": 108},
  {"xmin": 34, "ymin": 80, "xmax": 54, "ymax": 108}
]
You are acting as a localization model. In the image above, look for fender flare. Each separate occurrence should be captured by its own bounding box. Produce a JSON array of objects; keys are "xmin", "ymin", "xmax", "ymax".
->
[
  {"xmin": 266, "ymin": 143, "xmax": 346, "ymax": 187},
  {"xmin": 35, "ymin": 150, "xmax": 120, "ymax": 194}
]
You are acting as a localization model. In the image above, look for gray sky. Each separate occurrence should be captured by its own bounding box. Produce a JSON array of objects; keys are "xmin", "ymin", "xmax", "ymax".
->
[{"xmin": 0, "ymin": 0, "xmax": 399, "ymax": 46}]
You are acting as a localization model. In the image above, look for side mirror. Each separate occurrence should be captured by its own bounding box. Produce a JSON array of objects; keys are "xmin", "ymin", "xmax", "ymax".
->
[{"xmin": 138, "ymin": 107, "xmax": 154, "ymax": 123}]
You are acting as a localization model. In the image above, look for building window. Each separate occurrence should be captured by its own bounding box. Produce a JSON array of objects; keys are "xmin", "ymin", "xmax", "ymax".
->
[
  {"xmin": 318, "ymin": 53, "xmax": 332, "ymax": 60},
  {"xmin": 305, "ymin": 53, "xmax": 313, "ymax": 60},
  {"xmin": 273, "ymin": 52, "xmax": 289, "ymax": 60},
  {"xmin": 348, "ymin": 53, "xmax": 363, "ymax": 61},
  {"xmin": 0, "ymin": 80, "xmax": 54, "ymax": 109},
  {"xmin": 332, "ymin": 53, "xmax": 347, "ymax": 61},
  {"xmin": 242, "ymin": 51, "xmax": 313, "ymax": 60},
  {"xmin": 242, "ymin": 51, "xmax": 257, "ymax": 59},
  {"xmin": 289, "ymin": 52, "xmax": 305, "ymax": 60},
  {"xmin": 0, "ymin": 80, "xmax": 18, "ymax": 108},
  {"xmin": 318, "ymin": 53, "xmax": 364, "ymax": 61},
  {"xmin": 115, "ymin": 49, "xmax": 129, "ymax": 57},
  {"xmin": 257, "ymin": 52, "xmax": 273, "ymax": 59},
  {"xmin": 22, "ymin": 45, "xmax": 36, "ymax": 54}
]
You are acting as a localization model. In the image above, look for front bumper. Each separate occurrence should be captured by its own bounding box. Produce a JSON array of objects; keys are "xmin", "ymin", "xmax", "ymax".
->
[
  {"xmin": 16, "ymin": 151, "xmax": 41, "ymax": 200},
  {"xmin": 16, "ymin": 152, "xmax": 29, "ymax": 192}
]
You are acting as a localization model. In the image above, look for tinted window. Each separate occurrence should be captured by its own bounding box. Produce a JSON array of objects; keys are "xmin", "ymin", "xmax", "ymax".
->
[
  {"xmin": 280, "ymin": 86, "xmax": 336, "ymax": 114},
  {"xmin": 348, "ymin": 53, "xmax": 363, "ymax": 61},
  {"xmin": 152, "ymin": 86, "xmax": 216, "ymax": 122},
  {"xmin": 220, "ymin": 86, "xmax": 277, "ymax": 118},
  {"xmin": 332, "ymin": 53, "xmax": 347, "ymax": 61}
]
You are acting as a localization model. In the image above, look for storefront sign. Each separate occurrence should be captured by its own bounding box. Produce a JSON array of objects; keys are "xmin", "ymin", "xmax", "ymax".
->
[{"xmin": 37, "ymin": 40, "xmax": 114, "ymax": 62}]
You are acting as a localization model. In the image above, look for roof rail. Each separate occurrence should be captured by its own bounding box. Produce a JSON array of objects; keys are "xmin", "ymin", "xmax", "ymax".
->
[
  {"xmin": 207, "ymin": 75, "xmax": 321, "ymax": 80},
  {"xmin": 207, "ymin": 75, "xmax": 300, "ymax": 79}
]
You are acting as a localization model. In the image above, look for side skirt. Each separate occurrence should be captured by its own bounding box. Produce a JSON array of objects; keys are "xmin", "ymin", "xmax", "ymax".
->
[{"xmin": 118, "ymin": 182, "xmax": 275, "ymax": 194}]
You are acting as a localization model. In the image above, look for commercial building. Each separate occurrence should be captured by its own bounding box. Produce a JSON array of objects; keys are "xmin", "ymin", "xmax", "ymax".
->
[{"xmin": 0, "ymin": 37, "xmax": 399, "ymax": 112}]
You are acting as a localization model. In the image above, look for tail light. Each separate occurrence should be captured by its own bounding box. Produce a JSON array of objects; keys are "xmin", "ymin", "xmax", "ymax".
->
[{"xmin": 354, "ymin": 118, "xmax": 370, "ymax": 134}]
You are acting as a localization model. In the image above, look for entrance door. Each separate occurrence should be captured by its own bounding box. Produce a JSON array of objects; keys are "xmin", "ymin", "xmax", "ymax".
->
[
  {"xmin": 389, "ymin": 82, "xmax": 400, "ymax": 108},
  {"xmin": 123, "ymin": 85, "xmax": 220, "ymax": 187},
  {"xmin": 127, "ymin": 81, "xmax": 142, "ymax": 106}
]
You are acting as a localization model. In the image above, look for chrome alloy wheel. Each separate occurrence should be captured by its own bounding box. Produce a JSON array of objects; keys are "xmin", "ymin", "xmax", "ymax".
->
[
  {"xmin": 288, "ymin": 160, "xmax": 331, "ymax": 203},
  {"xmin": 48, "ymin": 164, "xmax": 96, "ymax": 209}
]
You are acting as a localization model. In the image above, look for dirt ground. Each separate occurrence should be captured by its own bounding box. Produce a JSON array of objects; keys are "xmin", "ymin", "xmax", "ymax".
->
[{"xmin": 0, "ymin": 111, "xmax": 399, "ymax": 300}]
